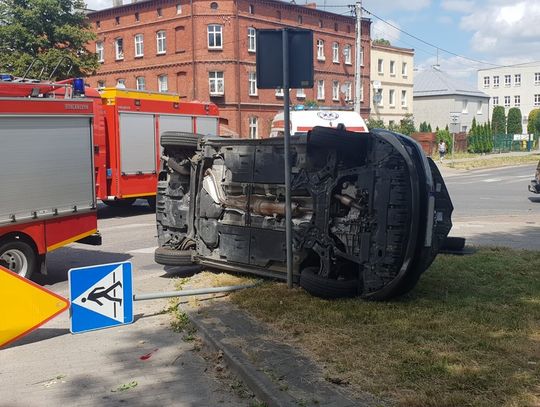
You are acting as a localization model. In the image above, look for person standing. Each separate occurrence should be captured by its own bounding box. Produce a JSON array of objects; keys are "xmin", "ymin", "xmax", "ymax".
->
[{"xmin": 438, "ymin": 140, "xmax": 447, "ymax": 162}]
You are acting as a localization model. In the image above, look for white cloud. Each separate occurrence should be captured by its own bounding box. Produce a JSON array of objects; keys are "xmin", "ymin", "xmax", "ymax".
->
[
  {"xmin": 85, "ymin": 0, "xmax": 111, "ymax": 10},
  {"xmin": 364, "ymin": 0, "xmax": 431, "ymax": 12},
  {"xmin": 372, "ymin": 19, "xmax": 401, "ymax": 43},
  {"xmin": 441, "ymin": 0, "xmax": 475, "ymax": 13}
]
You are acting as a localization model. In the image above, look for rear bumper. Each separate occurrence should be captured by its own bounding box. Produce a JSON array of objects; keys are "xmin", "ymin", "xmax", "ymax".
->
[{"xmin": 529, "ymin": 180, "xmax": 540, "ymax": 194}]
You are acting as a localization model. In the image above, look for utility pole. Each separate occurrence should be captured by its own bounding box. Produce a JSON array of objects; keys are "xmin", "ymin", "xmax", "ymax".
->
[{"xmin": 354, "ymin": 0, "xmax": 362, "ymax": 114}]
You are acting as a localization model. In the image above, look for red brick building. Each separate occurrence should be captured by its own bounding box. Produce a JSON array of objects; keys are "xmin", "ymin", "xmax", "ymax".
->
[{"xmin": 87, "ymin": 0, "xmax": 371, "ymax": 137}]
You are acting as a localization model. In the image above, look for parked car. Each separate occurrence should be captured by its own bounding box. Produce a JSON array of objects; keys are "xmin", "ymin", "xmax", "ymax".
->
[
  {"xmin": 154, "ymin": 126, "xmax": 454, "ymax": 300},
  {"xmin": 529, "ymin": 159, "xmax": 540, "ymax": 194}
]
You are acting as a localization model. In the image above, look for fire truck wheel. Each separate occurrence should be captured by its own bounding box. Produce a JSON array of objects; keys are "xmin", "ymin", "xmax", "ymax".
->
[
  {"xmin": 0, "ymin": 240, "xmax": 38, "ymax": 279},
  {"xmin": 154, "ymin": 247, "xmax": 194, "ymax": 266},
  {"xmin": 299, "ymin": 266, "xmax": 359, "ymax": 299},
  {"xmin": 102, "ymin": 198, "xmax": 136, "ymax": 208}
]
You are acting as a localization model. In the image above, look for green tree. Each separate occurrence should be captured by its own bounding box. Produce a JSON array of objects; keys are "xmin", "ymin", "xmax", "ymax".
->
[
  {"xmin": 399, "ymin": 113, "xmax": 416, "ymax": 136},
  {"xmin": 427, "ymin": 123, "xmax": 432, "ymax": 132},
  {"xmin": 506, "ymin": 107, "xmax": 522, "ymax": 134},
  {"xmin": 527, "ymin": 109, "xmax": 540, "ymax": 134},
  {"xmin": 367, "ymin": 117, "xmax": 385, "ymax": 129},
  {"xmin": 419, "ymin": 121, "xmax": 428, "ymax": 132},
  {"xmin": 491, "ymin": 106, "xmax": 506, "ymax": 135},
  {"xmin": 0, "ymin": 0, "xmax": 97, "ymax": 80},
  {"xmin": 373, "ymin": 38, "xmax": 391, "ymax": 46},
  {"xmin": 436, "ymin": 128, "xmax": 453, "ymax": 153}
]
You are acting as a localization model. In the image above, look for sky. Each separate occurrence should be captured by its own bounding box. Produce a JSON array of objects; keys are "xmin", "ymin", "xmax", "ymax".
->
[{"xmin": 85, "ymin": 0, "xmax": 539, "ymax": 86}]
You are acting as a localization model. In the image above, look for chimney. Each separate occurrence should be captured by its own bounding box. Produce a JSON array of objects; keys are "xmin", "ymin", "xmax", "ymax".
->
[{"xmin": 112, "ymin": 0, "xmax": 122, "ymax": 7}]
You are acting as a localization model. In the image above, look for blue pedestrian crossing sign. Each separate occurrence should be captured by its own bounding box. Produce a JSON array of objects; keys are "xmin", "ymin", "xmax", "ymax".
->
[{"xmin": 69, "ymin": 261, "xmax": 133, "ymax": 334}]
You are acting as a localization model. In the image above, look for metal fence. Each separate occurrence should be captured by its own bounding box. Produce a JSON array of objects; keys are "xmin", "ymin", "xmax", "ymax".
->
[{"xmin": 492, "ymin": 134, "xmax": 536, "ymax": 153}]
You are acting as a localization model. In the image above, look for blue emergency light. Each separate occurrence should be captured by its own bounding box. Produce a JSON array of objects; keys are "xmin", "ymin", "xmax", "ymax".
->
[{"xmin": 73, "ymin": 78, "xmax": 85, "ymax": 97}]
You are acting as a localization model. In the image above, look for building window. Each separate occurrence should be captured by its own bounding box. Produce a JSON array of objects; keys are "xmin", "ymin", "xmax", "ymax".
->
[
  {"xmin": 514, "ymin": 95, "xmax": 520, "ymax": 107},
  {"xmin": 319, "ymin": 19, "xmax": 323, "ymax": 28},
  {"xmin": 208, "ymin": 25, "xmax": 223, "ymax": 49},
  {"xmin": 477, "ymin": 101, "xmax": 482, "ymax": 114},
  {"xmin": 276, "ymin": 10, "xmax": 281, "ymax": 20},
  {"xmin": 504, "ymin": 75, "xmax": 511, "ymax": 86},
  {"xmin": 332, "ymin": 80, "xmax": 339, "ymax": 101},
  {"xmin": 514, "ymin": 74, "xmax": 521, "ymax": 86},
  {"xmin": 402, "ymin": 62, "xmax": 408, "ymax": 77},
  {"xmin": 483, "ymin": 76, "xmax": 489, "ymax": 87},
  {"xmin": 296, "ymin": 88, "xmax": 306, "ymax": 98},
  {"xmin": 134, "ymin": 34, "xmax": 144, "ymax": 57},
  {"xmin": 248, "ymin": 72, "xmax": 257, "ymax": 96},
  {"xmin": 96, "ymin": 20, "xmax": 100, "ymax": 28},
  {"xmin": 210, "ymin": 2, "xmax": 218, "ymax": 9},
  {"xmin": 535, "ymin": 73, "xmax": 540, "ymax": 85},
  {"xmin": 176, "ymin": 4, "xmax": 182, "ymax": 14},
  {"xmin": 317, "ymin": 80, "xmax": 325, "ymax": 100},
  {"xmin": 462, "ymin": 99, "xmax": 468, "ymax": 113},
  {"xmin": 156, "ymin": 31, "xmax": 166, "ymax": 54},
  {"xmin": 504, "ymin": 96, "xmax": 510, "ymax": 107},
  {"xmin": 389, "ymin": 60, "xmax": 396, "ymax": 75},
  {"xmin": 493, "ymin": 76, "xmax": 499, "ymax": 87},
  {"xmin": 344, "ymin": 82, "xmax": 352, "ymax": 102},
  {"xmin": 158, "ymin": 75, "xmax": 168, "ymax": 92},
  {"xmin": 317, "ymin": 39, "xmax": 325, "ymax": 61},
  {"xmin": 534, "ymin": 94, "xmax": 540, "ymax": 106},
  {"xmin": 248, "ymin": 117, "xmax": 258, "ymax": 139},
  {"xmin": 343, "ymin": 45, "xmax": 351, "ymax": 65},
  {"xmin": 389, "ymin": 89, "xmax": 395, "ymax": 106},
  {"xmin": 249, "ymin": 4, "xmax": 254, "ymax": 14},
  {"xmin": 136, "ymin": 76, "xmax": 145, "ymax": 90},
  {"xmin": 298, "ymin": 15, "xmax": 302, "ymax": 24},
  {"xmin": 493, "ymin": 96, "xmax": 499, "ymax": 105},
  {"xmin": 332, "ymin": 42, "xmax": 339, "ymax": 63},
  {"xmin": 115, "ymin": 16, "xmax": 120, "ymax": 25},
  {"xmin": 248, "ymin": 27, "xmax": 256, "ymax": 52},
  {"xmin": 135, "ymin": 12, "xmax": 140, "ymax": 22},
  {"xmin": 360, "ymin": 46, "xmax": 364, "ymax": 66},
  {"xmin": 334, "ymin": 22, "xmax": 338, "ymax": 31},
  {"xmin": 115, "ymin": 38, "xmax": 124, "ymax": 60},
  {"xmin": 96, "ymin": 41, "xmax": 104, "ymax": 62},
  {"xmin": 97, "ymin": 80, "xmax": 105, "ymax": 88},
  {"xmin": 401, "ymin": 90, "xmax": 407, "ymax": 107},
  {"xmin": 275, "ymin": 87, "xmax": 284, "ymax": 97},
  {"xmin": 116, "ymin": 79, "xmax": 126, "ymax": 88},
  {"xmin": 157, "ymin": 7, "xmax": 162, "ymax": 17},
  {"xmin": 377, "ymin": 58, "xmax": 383, "ymax": 74},
  {"xmin": 209, "ymin": 71, "xmax": 224, "ymax": 95}
]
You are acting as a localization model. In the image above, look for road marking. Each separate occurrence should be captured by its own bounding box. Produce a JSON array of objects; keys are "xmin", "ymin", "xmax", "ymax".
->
[
  {"xmin": 483, "ymin": 178, "xmax": 504, "ymax": 183},
  {"xmin": 100, "ymin": 223, "xmax": 154, "ymax": 232},
  {"xmin": 128, "ymin": 246, "xmax": 158, "ymax": 254}
]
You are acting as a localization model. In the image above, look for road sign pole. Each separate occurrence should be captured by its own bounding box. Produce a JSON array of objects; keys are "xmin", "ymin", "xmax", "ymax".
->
[
  {"xmin": 282, "ymin": 29, "xmax": 293, "ymax": 289},
  {"xmin": 452, "ymin": 132, "xmax": 455, "ymax": 167}
]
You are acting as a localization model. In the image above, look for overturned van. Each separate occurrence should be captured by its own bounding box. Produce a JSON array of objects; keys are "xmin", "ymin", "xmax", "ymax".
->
[{"xmin": 155, "ymin": 126, "xmax": 454, "ymax": 300}]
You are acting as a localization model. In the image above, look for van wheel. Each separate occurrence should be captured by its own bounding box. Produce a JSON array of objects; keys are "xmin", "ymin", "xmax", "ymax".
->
[
  {"xmin": 154, "ymin": 247, "xmax": 194, "ymax": 266},
  {"xmin": 299, "ymin": 266, "xmax": 359, "ymax": 299},
  {"xmin": 0, "ymin": 240, "xmax": 38, "ymax": 279}
]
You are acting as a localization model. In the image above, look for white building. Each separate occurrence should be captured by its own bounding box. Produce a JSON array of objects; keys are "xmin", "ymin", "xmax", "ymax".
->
[
  {"xmin": 370, "ymin": 43, "xmax": 414, "ymax": 126},
  {"xmin": 478, "ymin": 61, "xmax": 540, "ymax": 132},
  {"xmin": 414, "ymin": 67, "xmax": 490, "ymax": 132}
]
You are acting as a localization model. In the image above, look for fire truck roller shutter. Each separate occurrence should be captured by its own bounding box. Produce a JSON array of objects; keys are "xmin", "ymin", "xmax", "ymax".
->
[
  {"xmin": 158, "ymin": 115, "xmax": 193, "ymax": 153},
  {"xmin": 0, "ymin": 116, "xmax": 94, "ymax": 225},
  {"xmin": 196, "ymin": 117, "xmax": 219, "ymax": 136},
  {"xmin": 119, "ymin": 112, "xmax": 156, "ymax": 175}
]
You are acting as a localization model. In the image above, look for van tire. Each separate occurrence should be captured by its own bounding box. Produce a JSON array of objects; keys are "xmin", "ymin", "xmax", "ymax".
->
[{"xmin": 299, "ymin": 266, "xmax": 359, "ymax": 299}]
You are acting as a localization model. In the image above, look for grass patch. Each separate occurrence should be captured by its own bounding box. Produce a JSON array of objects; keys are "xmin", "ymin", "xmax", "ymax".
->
[
  {"xmin": 231, "ymin": 248, "xmax": 540, "ymax": 407},
  {"xmin": 444, "ymin": 154, "xmax": 540, "ymax": 170}
]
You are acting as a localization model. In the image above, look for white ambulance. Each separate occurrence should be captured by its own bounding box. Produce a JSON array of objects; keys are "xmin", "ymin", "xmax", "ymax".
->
[{"xmin": 269, "ymin": 109, "xmax": 369, "ymax": 138}]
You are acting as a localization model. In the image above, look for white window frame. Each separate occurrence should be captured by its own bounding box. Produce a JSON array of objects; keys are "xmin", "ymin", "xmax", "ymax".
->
[
  {"xmin": 296, "ymin": 88, "xmax": 306, "ymax": 98},
  {"xmin": 208, "ymin": 24, "xmax": 223, "ymax": 50},
  {"xmin": 136, "ymin": 76, "xmax": 145, "ymax": 90},
  {"xmin": 248, "ymin": 71, "xmax": 257, "ymax": 96},
  {"xmin": 514, "ymin": 74, "xmax": 521, "ymax": 87},
  {"xmin": 115, "ymin": 38, "xmax": 124, "ymax": 60},
  {"xmin": 317, "ymin": 80, "xmax": 325, "ymax": 100},
  {"xmin": 96, "ymin": 41, "xmax": 104, "ymax": 63},
  {"xmin": 275, "ymin": 87, "xmax": 284, "ymax": 97},
  {"xmin": 158, "ymin": 75, "xmax": 168, "ymax": 92},
  {"xmin": 504, "ymin": 75, "xmax": 511, "ymax": 87},
  {"xmin": 176, "ymin": 4, "xmax": 182, "ymax": 14},
  {"xmin": 389, "ymin": 60, "xmax": 396, "ymax": 76},
  {"xmin": 462, "ymin": 99, "xmax": 468, "ymax": 113},
  {"xmin": 134, "ymin": 34, "xmax": 144, "ymax": 57},
  {"xmin": 535, "ymin": 73, "xmax": 540, "ymax": 85},
  {"xmin": 504, "ymin": 96, "xmax": 510, "ymax": 107},
  {"xmin": 97, "ymin": 80, "xmax": 105, "ymax": 88},
  {"xmin": 156, "ymin": 30, "xmax": 166, "ymax": 54},
  {"xmin": 248, "ymin": 27, "xmax": 256, "ymax": 53},
  {"xmin": 344, "ymin": 82, "xmax": 352, "ymax": 102},
  {"xmin": 483, "ymin": 76, "xmax": 490, "ymax": 88},
  {"xmin": 209, "ymin": 71, "xmax": 224, "ymax": 95},
  {"xmin": 535, "ymin": 94, "xmax": 540, "ymax": 106},
  {"xmin": 402, "ymin": 62, "xmax": 407, "ymax": 77},
  {"xmin": 248, "ymin": 116, "xmax": 258, "ymax": 139},
  {"xmin": 493, "ymin": 76, "xmax": 499, "ymax": 88},
  {"xmin": 116, "ymin": 78, "xmax": 126, "ymax": 88},
  {"xmin": 317, "ymin": 39, "xmax": 325, "ymax": 61},
  {"xmin": 389, "ymin": 89, "xmax": 395, "ymax": 106},
  {"xmin": 477, "ymin": 101, "xmax": 482, "ymax": 114},
  {"xmin": 360, "ymin": 46, "xmax": 364, "ymax": 66},
  {"xmin": 493, "ymin": 96, "xmax": 499, "ymax": 105},
  {"xmin": 514, "ymin": 95, "xmax": 520, "ymax": 107},
  {"xmin": 332, "ymin": 42, "xmax": 339, "ymax": 63},
  {"xmin": 401, "ymin": 90, "xmax": 407, "ymax": 107},
  {"xmin": 377, "ymin": 59, "xmax": 383, "ymax": 74},
  {"xmin": 343, "ymin": 45, "xmax": 352, "ymax": 65},
  {"xmin": 332, "ymin": 80, "xmax": 339, "ymax": 101}
]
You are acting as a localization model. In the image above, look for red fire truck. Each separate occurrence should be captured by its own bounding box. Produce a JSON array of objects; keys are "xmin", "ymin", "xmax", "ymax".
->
[
  {"xmin": 0, "ymin": 78, "xmax": 100, "ymax": 279},
  {"xmin": 0, "ymin": 73, "xmax": 220, "ymax": 278}
]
